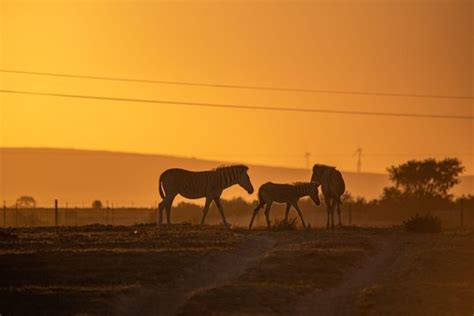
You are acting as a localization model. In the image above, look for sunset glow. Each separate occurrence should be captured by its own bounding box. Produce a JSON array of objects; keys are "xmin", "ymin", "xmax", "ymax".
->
[{"xmin": 1, "ymin": 0, "xmax": 472, "ymax": 173}]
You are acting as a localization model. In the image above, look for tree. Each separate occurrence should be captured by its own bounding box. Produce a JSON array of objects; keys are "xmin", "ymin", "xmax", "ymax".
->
[
  {"xmin": 16, "ymin": 196, "xmax": 36, "ymax": 208},
  {"xmin": 385, "ymin": 158, "xmax": 464, "ymax": 199},
  {"xmin": 92, "ymin": 200, "xmax": 103, "ymax": 209}
]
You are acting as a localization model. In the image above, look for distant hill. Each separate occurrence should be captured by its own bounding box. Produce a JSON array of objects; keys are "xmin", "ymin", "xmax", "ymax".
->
[{"xmin": 1, "ymin": 148, "xmax": 472, "ymax": 207}]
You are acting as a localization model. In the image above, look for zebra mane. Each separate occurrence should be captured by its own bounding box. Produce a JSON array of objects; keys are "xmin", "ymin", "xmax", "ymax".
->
[
  {"xmin": 291, "ymin": 181, "xmax": 312, "ymax": 186},
  {"xmin": 214, "ymin": 164, "xmax": 248, "ymax": 172},
  {"xmin": 313, "ymin": 164, "xmax": 336, "ymax": 171},
  {"xmin": 292, "ymin": 182, "xmax": 314, "ymax": 190},
  {"xmin": 214, "ymin": 164, "xmax": 249, "ymax": 186}
]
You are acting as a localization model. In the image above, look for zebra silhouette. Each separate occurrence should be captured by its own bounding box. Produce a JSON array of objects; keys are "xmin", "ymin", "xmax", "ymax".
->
[
  {"xmin": 249, "ymin": 182, "xmax": 320, "ymax": 229},
  {"xmin": 311, "ymin": 164, "xmax": 346, "ymax": 229},
  {"xmin": 158, "ymin": 165, "xmax": 254, "ymax": 226}
]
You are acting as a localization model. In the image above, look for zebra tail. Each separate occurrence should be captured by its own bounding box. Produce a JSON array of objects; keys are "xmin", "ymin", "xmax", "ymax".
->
[{"xmin": 159, "ymin": 174, "xmax": 165, "ymax": 199}]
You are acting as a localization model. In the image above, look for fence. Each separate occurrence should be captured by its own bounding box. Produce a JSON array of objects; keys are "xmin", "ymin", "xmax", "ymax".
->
[
  {"xmin": 2, "ymin": 199, "xmax": 472, "ymax": 229},
  {"xmin": 2, "ymin": 200, "xmax": 156, "ymax": 227}
]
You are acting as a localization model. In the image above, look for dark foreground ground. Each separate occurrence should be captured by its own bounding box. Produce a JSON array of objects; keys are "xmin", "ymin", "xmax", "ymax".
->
[{"xmin": 0, "ymin": 224, "xmax": 473, "ymax": 316}]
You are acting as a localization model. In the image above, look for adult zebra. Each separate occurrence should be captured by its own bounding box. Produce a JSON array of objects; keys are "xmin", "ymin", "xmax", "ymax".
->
[
  {"xmin": 311, "ymin": 164, "xmax": 346, "ymax": 229},
  {"xmin": 158, "ymin": 165, "xmax": 254, "ymax": 226}
]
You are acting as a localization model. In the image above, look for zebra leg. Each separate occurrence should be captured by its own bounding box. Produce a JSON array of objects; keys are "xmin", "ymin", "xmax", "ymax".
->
[
  {"xmin": 337, "ymin": 202, "xmax": 342, "ymax": 226},
  {"xmin": 330, "ymin": 200, "xmax": 335, "ymax": 229},
  {"xmin": 249, "ymin": 201, "xmax": 264, "ymax": 230},
  {"xmin": 214, "ymin": 197, "xmax": 229, "ymax": 228},
  {"xmin": 158, "ymin": 201, "xmax": 166, "ymax": 225},
  {"xmin": 264, "ymin": 203, "xmax": 273, "ymax": 229},
  {"xmin": 200, "ymin": 198, "xmax": 212, "ymax": 225},
  {"xmin": 326, "ymin": 200, "xmax": 331, "ymax": 229},
  {"xmin": 284, "ymin": 203, "xmax": 291, "ymax": 223},
  {"xmin": 293, "ymin": 203, "xmax": 306, "ymax": 228},
  {"xmin": 165, "ymin": 195, "xmax": 176, "ymax": 225}
]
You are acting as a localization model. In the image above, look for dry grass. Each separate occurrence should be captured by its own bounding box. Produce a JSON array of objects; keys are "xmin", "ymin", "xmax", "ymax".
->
[
  {"xmin": 355, "ymin": 232, "xmax": 474, "ymax": 316},
  {"xmin": 271, "ymin": 218, "xmax": 298, "ymax": 231},
  {"xmin": 180, "ymin": 229, "xmax": 372, "ymax": 315},
  {"xmin": 1, "ymin": 225, "xmax": 473, "ymax": 315},
  {"xmin": 403, "ymin": 213, "xmax": 442, "ymax": 233}
]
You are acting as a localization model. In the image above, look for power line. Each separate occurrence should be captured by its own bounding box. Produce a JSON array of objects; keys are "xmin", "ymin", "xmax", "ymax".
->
[
  {"xmin": 1, "ymin": 89, "xmax": 472, "ymax": 120},
  {"xmin": 1, "ymin": 69, "xmax": 473, "ymax": 100},
  {"xmin": 196, "ymin": 152, "xmax": 473, "ymax": 158}
]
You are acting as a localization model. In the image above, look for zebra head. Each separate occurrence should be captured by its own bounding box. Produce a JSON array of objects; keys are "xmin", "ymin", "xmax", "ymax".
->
[
  {"xmin": 309, "ymin": 182, "xmax": 321, "ymax": 206},
  {"xmin": 311, "ymin": 164, "xmax": 335, "ymax": 183},
  {"xmin": 237, "ymin": 166, "xmax": 254, "ymax": 194}
]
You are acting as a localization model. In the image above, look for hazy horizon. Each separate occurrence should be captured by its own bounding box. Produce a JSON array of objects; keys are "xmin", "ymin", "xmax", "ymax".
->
[
  {"xmin": 1, "ymin": 147, "xmax": 472, "ymax": 207},
  {"xmin": 2, "ymin": 145, "xmax": 473, "ymax": 176}
]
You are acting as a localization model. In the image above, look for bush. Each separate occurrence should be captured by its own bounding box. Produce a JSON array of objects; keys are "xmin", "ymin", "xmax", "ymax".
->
[
  {"xmin": 403, "ymin": 214, "xmax": 442, "ymax": 233},
  {"xmin": 271, "ymin": 218, "xmax": 298, "ymax": 231},
  {"xmin": 92, "ymin": 200, "xmax": 103, "ymax": 209}
]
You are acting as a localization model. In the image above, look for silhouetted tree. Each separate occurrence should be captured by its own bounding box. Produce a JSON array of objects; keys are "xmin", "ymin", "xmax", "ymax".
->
[
  {"xmin": 16, "ymin": 196, "xmax": 36, "ymax": 208},
  {"xmin": 385, "ymin": 158, "xmax": 464, "ymax": 200},
  {"xmin": 92, "ymin": 200, "xmax": 103, "ymax": 209}
]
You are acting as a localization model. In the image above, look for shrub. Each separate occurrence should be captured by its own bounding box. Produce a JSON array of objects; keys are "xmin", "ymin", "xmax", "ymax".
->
[
  {"xmin": 92, "ymin": 200, "xmax": 103, "ymax": 209},
  {"xmin": 271, "ymin": 218, "xmax": 298, "ymax": 231},
  {"xmin": 403, "ymin": 214, "xmax": 442, "ymax": 233}
]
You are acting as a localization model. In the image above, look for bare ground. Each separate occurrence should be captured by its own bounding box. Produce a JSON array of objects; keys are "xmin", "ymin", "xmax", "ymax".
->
[
  {"xmin": 295, "ymin": 231, "xmax": 406, "ymax": 315},
  {"xmin": 0, "ymin": 224, "xmax": 473, "ymax": 316},
  {"xmin": 114, "ymin": 233, "xmax": 276, "ymax": 315}
]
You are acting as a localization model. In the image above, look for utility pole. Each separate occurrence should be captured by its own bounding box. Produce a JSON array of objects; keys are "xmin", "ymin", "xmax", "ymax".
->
[
  {"xmin": 354, "ymin": 147, "xmax": 363, "ymax": 173},
  {"xmin": 3, "ymin": 201, "xmax": 6, "ymax": 227},
  {"xmin": 304, "ymin": 152, "xmax": 311, "ymax": 170},
  {"xmin": 55, "ymin": 199, "xmax": 59, "ymax": 227}
]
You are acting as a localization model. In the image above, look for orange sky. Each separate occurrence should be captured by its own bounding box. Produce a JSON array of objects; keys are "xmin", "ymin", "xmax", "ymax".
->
[{"xmin": 1, "ymin": 0, "xmax": 473, "ymax": 173}]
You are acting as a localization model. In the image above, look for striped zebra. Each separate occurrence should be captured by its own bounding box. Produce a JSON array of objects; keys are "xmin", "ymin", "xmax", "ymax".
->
[
  {"xmin": 311, "ymin": 164, "xmax": 346, "ymax": 229},
  {"xmin": 158, "ymin": 165, "xmax": 254, "ymax": 226},
  {"xmin": 248, "ymin": 182, "xmax": 320, "ymax": 229}
]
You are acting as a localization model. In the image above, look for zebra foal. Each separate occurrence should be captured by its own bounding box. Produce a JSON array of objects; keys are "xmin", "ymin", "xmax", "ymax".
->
[
  {"xmin": 158, "ymin": 165, "xmax": 254, "ymax": 227},
  {"xmin": 249, "ymin": 182, "xmax": 320, "ymax": 229}
]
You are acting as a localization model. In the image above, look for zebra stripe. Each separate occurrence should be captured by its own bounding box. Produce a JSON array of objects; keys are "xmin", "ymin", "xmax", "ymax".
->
[
  {"xmin": 311, "ymin": 164, "xmax": 346, "ymax": 228},
  {"xmin": 292, "ymin": 182, "xmax": 312, "ymax": 198},
  {"xmin": 158, "ymin": 164, "xmax": 251, "ymax": 226},
  {"xmin": 160, "ymin": 164, "xmax": 248, "ymax": 199},
  {"xmin": 216, "ymin": 165, "xmax": 246, "ymax": 189}
]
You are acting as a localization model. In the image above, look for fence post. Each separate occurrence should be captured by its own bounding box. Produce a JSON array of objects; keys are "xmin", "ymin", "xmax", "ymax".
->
[
  {"xmin": 55, "ymin": 199, "xmax": 59, "ymax": 227},
  {"xmin": 349, "ymin": 204, "xmax": 352, "ymax": 225},
  {"xmin": 460, "ymin": 199, "xmax": 464, "ymax": 229},
  {"xmin": 65, "ymin": 202, "xmax": 69, "ymax": 226},
  {"xmin": 107, "ymin": 200, "xmax": 111, "ymax": 225},
  {"xmin": 15, "ymin": 203, "xmax": 18, "ymax": 227},
  {"xmin": 3, "ymin": 201, "xmax": 6, "ymax": 227}
]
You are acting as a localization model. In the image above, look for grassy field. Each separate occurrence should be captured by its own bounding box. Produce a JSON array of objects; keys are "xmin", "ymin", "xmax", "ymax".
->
[{"xmin": 0, "ymin": 224, "xmax": 473, "ymax": 315}]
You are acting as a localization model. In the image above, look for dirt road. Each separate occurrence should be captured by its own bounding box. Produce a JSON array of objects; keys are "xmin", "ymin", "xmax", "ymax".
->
[
  {"xmin": 1, "ymin": 225, "xmax": 473, "ymax": 315},
  {"xmin": 115, "ymin": 233, "xmax": 276, "ymax": 315},
  {"xmin": 295, "ymin": 232, "xmax": 406, "ymax": 315}
]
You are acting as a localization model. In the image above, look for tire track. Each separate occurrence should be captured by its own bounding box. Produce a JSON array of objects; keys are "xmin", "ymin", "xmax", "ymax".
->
[
  {"xmin": 114, "ymin": 233, "xmax": 276, "ymax": 316},
  {"xmin": 294, "ymin": 233, "xmax": 407, "ymax": 316}
]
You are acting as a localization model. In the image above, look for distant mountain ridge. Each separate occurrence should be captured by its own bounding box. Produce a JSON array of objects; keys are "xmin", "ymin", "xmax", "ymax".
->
[{"xmin": 1, "ymin": 148, "xmax": 472, "ymax": 207}]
